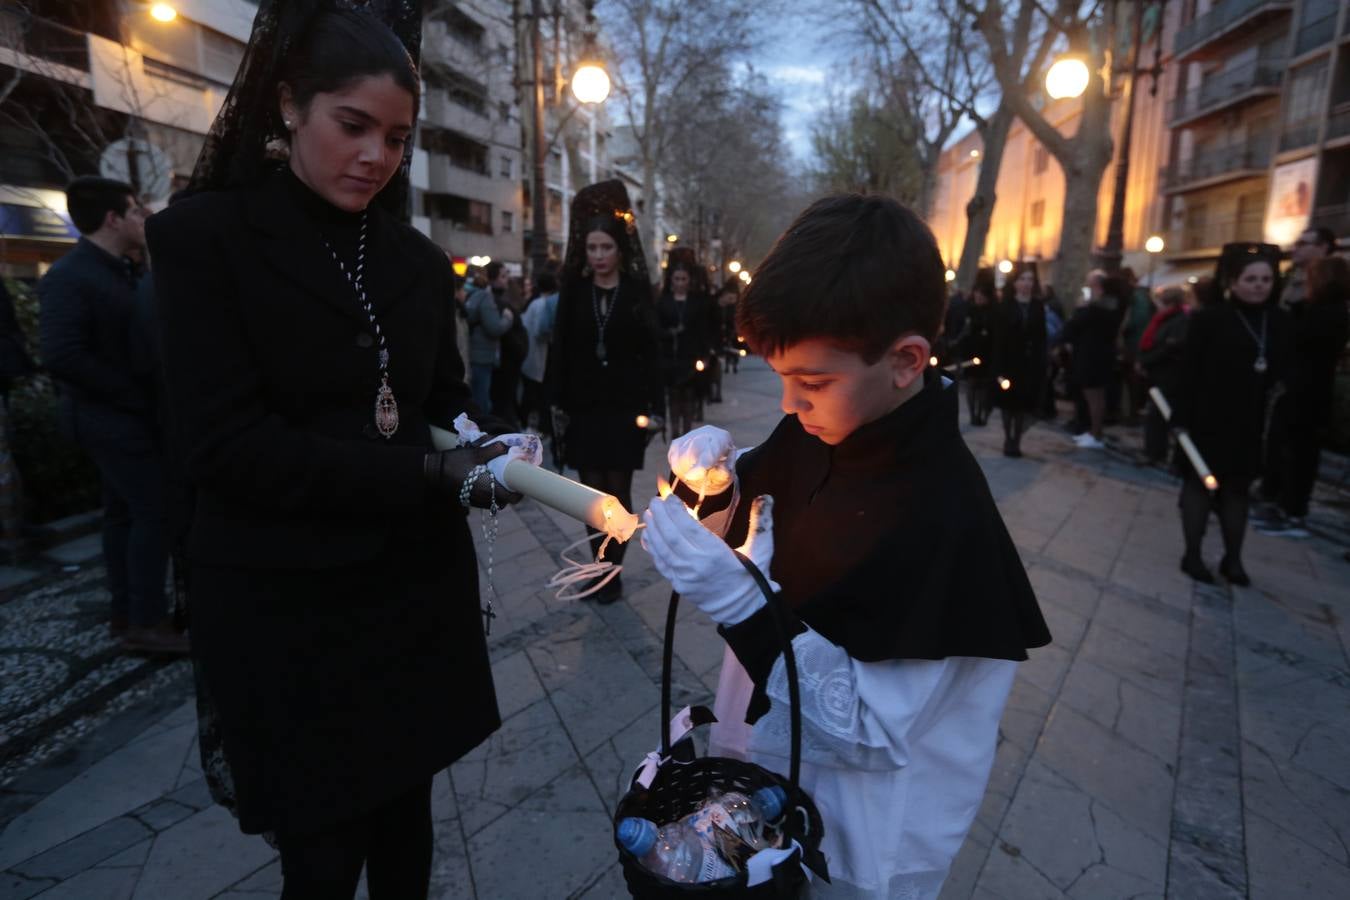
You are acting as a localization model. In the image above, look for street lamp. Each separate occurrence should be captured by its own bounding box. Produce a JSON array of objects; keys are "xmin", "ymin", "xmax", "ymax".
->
[
  {"xmin": 149, "ymin": 3, "xmax": 177, "ymax": 22},
  {"xmin": 739, "ymin": 270, "xmax": 752, "ymax": 284},
  {"xmin": 666, "ymin": 233, "xmax": 679, "ymax": 244},
  {"xmin": 945, "ymin": 269, "xmax": 957, "ymax": 283},
  {"xmin": 571, "ymin": 62, "xmax": 610, "ymax": 105},
  {"xmin": 1045, "ymin": 56, "xmax": 1090, "ymax": 100},
  {"xmin": 998, "ymin": 259, "xmax": 1014, "ymax": 274},
  {"xmin": 728, "ymin": 260, "xmax": 742, "ymax": 274},
  {"xmin": 1144, "ymin": 234, "xmax": 1164, "ymax": 288}
]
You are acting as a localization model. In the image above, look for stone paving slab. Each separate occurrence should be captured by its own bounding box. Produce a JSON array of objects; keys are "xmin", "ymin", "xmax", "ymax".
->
[{"xmin": 2, "ymin": 359, "xmax": 1349, "ymax": 898}]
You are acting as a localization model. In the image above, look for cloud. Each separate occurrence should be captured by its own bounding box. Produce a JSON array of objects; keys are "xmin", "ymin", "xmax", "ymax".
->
[{"xmin": 763, "ymin": 64, "xmax": 828, "ymax": 86}]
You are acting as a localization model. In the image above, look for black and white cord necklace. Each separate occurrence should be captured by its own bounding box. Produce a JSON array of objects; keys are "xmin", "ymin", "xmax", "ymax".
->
[
  {"xmin": 592, "ymin": 281, "xmax": 618, "ymax": 366},
  {"xmin": 327, "ymin": 212, "xmax": 399, "ymax": 437},
  {"xmin": 1234, "ymin": 306, "xmax": 1269, "ymax": 374}
]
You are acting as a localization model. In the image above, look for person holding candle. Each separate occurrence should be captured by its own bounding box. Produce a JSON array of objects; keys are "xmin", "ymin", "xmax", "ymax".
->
[
  {"xmin": 1172, "ymin": 242, "xmax": 1289, "ymax": 585},
  {"xmin": 642, "ymin": 194, "xmax": 1051, "ymax": 899},
  {"xmin": 954, "ymin": 267, "xmax": 997, "ymax": 426},
  {"xmin": 989, "ymin": 261, "xmax": 1047, "ymax": 457},
  {"xmin": 658, "ymin": 248, "xmax": 717, "ymax": 436},
  {"xmin": 144, "ymin": 4, "xmax": 517, "ymax": 895},
  {"xmin": 546, "ymin": 181, "xmax": 664, "ymax": 604}
]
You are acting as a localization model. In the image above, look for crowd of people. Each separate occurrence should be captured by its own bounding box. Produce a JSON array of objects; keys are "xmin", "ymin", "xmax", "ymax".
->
[{"xmin": 943, "ymin": 227, "xmax": 1349, "ymax": 585}]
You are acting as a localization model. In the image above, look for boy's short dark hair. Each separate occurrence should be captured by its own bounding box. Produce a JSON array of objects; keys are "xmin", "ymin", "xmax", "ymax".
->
[
  {"xmin": 485, "ymin": 261, "xmax": 505, "ymax": 281},
  {"xmin": 65, "ymin": 176, "xmax": 135, "ymax": 235},
  {"xmin": 736, "ymin": 194, "xmax": 944, "ymax": 363}
]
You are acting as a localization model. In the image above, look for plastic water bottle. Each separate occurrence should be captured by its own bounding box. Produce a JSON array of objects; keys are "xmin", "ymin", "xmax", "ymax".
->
[
  {"xmin": 617, "ymin": 817, "xmax": 737, "ymax": 883},
  {"xmin": 710, "ymin": 786, "xmax": 788, "ymax": 850}
]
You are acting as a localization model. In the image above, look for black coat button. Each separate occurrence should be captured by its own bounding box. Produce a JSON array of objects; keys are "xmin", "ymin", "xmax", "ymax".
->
[{"xmin": 356, "ymin": 333, "xmax": 375, "ymax": 348}]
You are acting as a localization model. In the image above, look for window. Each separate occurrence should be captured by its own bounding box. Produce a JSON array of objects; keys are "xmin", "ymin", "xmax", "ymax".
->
[
  {"xmin": 443, "ymin": 6, "xmax": 485, "ymax": 48},
  {"xmin": 1033, "ymin": 146, "xmax": 1049, "ymax": 175},
  {"xmin": 423, "ymin": 193, "xmax": 493, "ymax": 234},
  {"xmin": 498, "ymin": 101, "xmax": 512, "ymax": 122},
  {"xmin": 426, "ymin": 66, "xmax": 488, "ymax": 117},
  {"xmin": 501, "ymin": 210, "xmax": 515, "ymax": 233},
  {"xmin": 499, "ymin": 155, "xmax": 513, "ymax": 178},
  {"xmin": 420, "ymin": 127, "xmax": 489, "ymax": 175},
  {"xmin": 1029, "ymin": 199, "xmax": 1045, "ymax": 228}
]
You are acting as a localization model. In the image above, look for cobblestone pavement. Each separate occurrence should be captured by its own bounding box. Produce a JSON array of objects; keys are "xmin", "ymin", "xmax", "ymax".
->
[{"xmin": 2, "ymin": 359, "xmax": 1349, "ymax": 899}]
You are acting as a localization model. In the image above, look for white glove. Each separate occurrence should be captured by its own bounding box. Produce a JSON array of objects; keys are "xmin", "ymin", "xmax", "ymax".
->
[
  {"xmin": 667, "ymin": 425, "xmax": 736, "ymax": 496},
  {"xmin": 641, "ymin": 493, "xmax": 777, "ymax": 625}
]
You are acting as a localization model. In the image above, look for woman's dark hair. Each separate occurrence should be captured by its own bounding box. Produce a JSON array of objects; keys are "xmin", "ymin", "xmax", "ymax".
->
[
  {"xmin": 1212, "ymin": 241, "xmax": 1281, "ymax": 305},
  {"xmin": 65, "ymin": 176, "xmax": 135, "ymax": 234},
  {"xmin": 1101, "ymin": 274, "xmax": 1128, "ymax": 303},
  {"xmin": 277, "ymin": 9, "xmax": 419, "ymax": 124},
  {"xmin": 1309, "ymin": 255, "xmax": 1350, "ymax": 304},
  {"xmin": 536, "ymin": 271, "xmax": 559, "ymax": 294},
  {"xmin": 1001, "ymin": 261, "xmax": 1041, "ymax": 304},
  {"xmin": 737, "ymin": 194, "xmax": 945, "ymax": 362}
]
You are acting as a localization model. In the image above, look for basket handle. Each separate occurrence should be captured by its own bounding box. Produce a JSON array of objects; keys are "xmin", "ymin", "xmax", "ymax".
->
[{"xmin": 660, "ymin": 551, "xmax": 803, "ymax": 790}]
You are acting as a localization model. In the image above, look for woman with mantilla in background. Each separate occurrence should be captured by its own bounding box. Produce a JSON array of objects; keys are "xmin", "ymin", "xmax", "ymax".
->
[
  {"xmin": 146, "ymin": 2, "xmax": 516, "ymax": 895},
  {"xmin": 657, "ymin": 246, "xmax": 718, "ymax": 436},
  {"xmin": 990, "ymin": 261, "xmax": 1048, "ymax": 457},
  {"xmin": 546, "ymin": 181, "xmax": 664, "ymax": 604}
]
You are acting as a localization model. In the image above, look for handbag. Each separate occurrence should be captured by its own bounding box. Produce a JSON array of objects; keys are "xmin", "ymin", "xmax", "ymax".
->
[{"xmin": 614, "ymin": 554, "xmax": 830, "ymax": 898}]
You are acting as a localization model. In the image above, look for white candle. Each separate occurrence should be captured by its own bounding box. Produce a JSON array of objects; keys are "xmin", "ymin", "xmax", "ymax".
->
[{"xmin": 1148, "ymin": 386, "xmax": 1173, "ymax": 422}]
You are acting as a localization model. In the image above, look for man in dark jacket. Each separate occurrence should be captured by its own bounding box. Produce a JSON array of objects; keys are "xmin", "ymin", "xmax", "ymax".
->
[{"xmin": 38, "ymin": 176, "xmax": 184, "ymax": 655}]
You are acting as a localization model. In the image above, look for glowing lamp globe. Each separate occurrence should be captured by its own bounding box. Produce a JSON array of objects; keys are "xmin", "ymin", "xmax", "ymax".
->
[
  {"xmin": 1046, "ymin": 57, "xmax": 1090, "ymax": 100},
  {"xmin": 571, "ymin": 64, "xmax": 611, "ymax": 105},
  {"xmin": 728, "ymin": 260, "xmax": 743, "ymax": 274},
  {"xmin": 944, "ymin": 269, "xmax": 956, "ymax": 282},
  {"xmin": 998, "ymin": 259, "xmax": 1014, "ymax": 274},
  {"xmin": 1145, "ymin": 235, "xmax": 1165, "ymax": 254},
  {"xmin": 150, "ymin": 3, "xmax": 177, "ymax": 22},
  {"xmin": 739, "ymin": 270, "xmax": 752, "ymax": 284}
]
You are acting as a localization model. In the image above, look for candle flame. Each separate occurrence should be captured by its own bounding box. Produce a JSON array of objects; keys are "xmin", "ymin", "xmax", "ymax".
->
[
  {"xmin": 695, "ymin": 359, "xmax": 706, "ymax": 372},
  {"xmin": 635, "ymin": 415, "xmax": 650, "ymax": 429},
  {"xmin": 999, "ymin": 377, "xmax": 1012, "ymax": 391},
  {"xmin": 739, "ymin": 349, "xmax": 747, "ymax": 357},
  {"xmin": 1203, "ymin": 474, "xmax": 1218, "ymax": 491},
  {"xmin": 929, "ymin": 356, "xmax": 939, "ymax": 367},
  {"xmin": 972, "ymin": 356, "xmax": 982, "ymax": 366},
  {"xmin": 657, "ymin": 477, "xmax": 672, "ymax": 499}
]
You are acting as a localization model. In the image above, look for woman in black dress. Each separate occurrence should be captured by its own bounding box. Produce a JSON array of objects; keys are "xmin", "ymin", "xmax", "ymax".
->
[
  {"xmin": 546, "ymin": 181, "xmax": 663, "ymax": 603},
  {"xmin": 1174, "ymin": 243, "xmax": 1287, "ymax": 585},
  {"xmin": 990, "ymin": 261, "xmax": 1047, "ymax": 457},
  {"xmin": 146, "ymin": 5, "xmax": 509, "ymax": 896},
  {"xmin": 657, "ymin": 248, "xmax": 717, "ymax": 435},
  {"xmin": 1060, "ymin": 271, "xmax": 1124, "ymax": 449},
  {"xmin": 956, "ymin": 267, "xmax": 998, "ymax": 426}
]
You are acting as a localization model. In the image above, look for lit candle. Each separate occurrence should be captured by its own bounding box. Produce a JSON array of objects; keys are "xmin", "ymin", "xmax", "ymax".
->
[
  {"xmin": 635, "ymin": 414, "xmax": 650, "ymax": 429},
  {"xmin": 1176, "ymin": 431, "xmax": 1219, "ymax": 493},
  {"xmin": 929, "ymin": 356, "xmax": 939, "ymax": 367},
  {"xmin": 999, "ymin": 377, "xmax": 1012, "ymax": 391},
  {"xmin": 1148, "ymin": 386, "xmax": 1172, "ymax": 422},
  {"xmin": 971, "ymin": 356, "xmax": 981, "ymax": 366},
  {"xmin": 695, "ymin": 359, "xmax": 706, "ymax": 372}
]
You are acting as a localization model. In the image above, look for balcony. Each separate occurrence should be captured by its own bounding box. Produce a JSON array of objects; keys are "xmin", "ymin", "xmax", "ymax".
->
[
  {"xmin": 0, "ymin": 7, "xmax": 90, "ymax": 74},
  {"xmin": 1167, "ymin": 58, "xmax": 1284, "ymax": 126},
  {"xmin": 1312, "ymin": 204, "xmax": 1350, "ymax": 237},
  {"xmin": 1169, "ymin": 213, "xmax": 1267, "ymax": 255},
  {"xmin": 1293, "ymin": 5, "xmax": 1339, "ymax": 57},
  {"xmin": 1328, "ymin": 106, "xmax": 1350, "ymax": 144},
  {"xmin": 1174, "ymin": 0, "xmax": 1294, "ymax": 61},
  {"xmin": 1280, "ymin": 118, "xmax": 1321, "ymax": 151},
  {"xmin": 1162, "ymin": 137, "xmax": 1274, "ymax": 192}
]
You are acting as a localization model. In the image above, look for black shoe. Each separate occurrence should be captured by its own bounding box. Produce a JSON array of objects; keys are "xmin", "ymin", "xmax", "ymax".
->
[
  {"xmin": 1219, "ymin": 556, "xmax": 1250, "ymax": 587},
  {"xmin": 1181, "ymin": 554, "xmax": 1214, "ymax": 584},
  {"xmin": 588, "ymin": 575, "xmax": 623, "ymax": 605},
  {"xmin": 1003, "ymin": 441, "xmax": 1022, "ymax": 458}
]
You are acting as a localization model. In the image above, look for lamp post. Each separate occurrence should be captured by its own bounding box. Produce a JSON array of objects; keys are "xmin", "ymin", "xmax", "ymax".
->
[
  {"xmin": 1045, "ymin": 1, "xmax": 1166, "ymax": 275},
  {"xmin": 528, "ymin": 0, "xmax": 609, "ymax": 277}
]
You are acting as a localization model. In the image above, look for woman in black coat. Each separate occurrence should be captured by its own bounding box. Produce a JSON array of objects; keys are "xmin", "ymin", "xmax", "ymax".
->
[
  {"xmin": 955, "ymin": 267, "xmax": 998, "ymax": 426},
  {"xmin": 546, "ymin": 181, "xmax": 663, "ymax": 603},
  {"xmin": 657, "ymin": 249, "xmax": 717, "ymax": 435},
  {"xmin": 1060, "ymin": 272, "xmax": 1124, "ymax": 448},
  {"xmin": 1174, "ymin": 243, "xmax": 1288, "ymax": 586},
  {"xmin": 146, "ymin": 8, "xmax": 509, "ymax": 897},
  {"xmin": 990, "ymin": 261, "xmax": 1047, "ymax": 457},
  {"xmin": 1137, "ymin": 286, "xmax": 1190, "ymax": 464}
]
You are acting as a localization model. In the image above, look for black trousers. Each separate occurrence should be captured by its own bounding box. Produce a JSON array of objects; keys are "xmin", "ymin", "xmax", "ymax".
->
[
  {"xmin": 278, "ymin": 777, "xmax": 434, "ymax": 900},
  {"xmin": 1276, "ymin": 424, "xmax": 1323, "ymax": 519},
  {"xmin": 578, "ymin": 467, "xmax": 634, "ymax": 567},
  {"xmin": 83, "ymin": 440, "xmax": 169, "ymax": 627}
]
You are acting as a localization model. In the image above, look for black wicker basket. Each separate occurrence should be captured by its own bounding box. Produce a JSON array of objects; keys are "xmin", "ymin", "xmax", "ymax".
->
[{"xmin": 614, "ymin": 554, "xmax": 829, "ymax": 898}]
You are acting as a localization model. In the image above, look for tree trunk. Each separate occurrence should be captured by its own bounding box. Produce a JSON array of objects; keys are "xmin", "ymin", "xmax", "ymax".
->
[
  {"xmin": 956, "ymin": 102, "xmax": 1014, "ymax": 292},
  {"xmin": 1049, "ymin": 94, "xmax": 1113, "ymax": 313},
  {"xmin": 641, "ymin": 155, "xmax": 660, "ymax": 280}
]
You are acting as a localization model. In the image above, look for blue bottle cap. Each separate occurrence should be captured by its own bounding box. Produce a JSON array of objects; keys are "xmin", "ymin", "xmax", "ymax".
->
[
  {"xmin": 753, "ymin": 786, "xmax": 788, "ymax": 822},
  {"xmin": 617, "ymin": 817, "xmax": 658, "ymax": 858}
]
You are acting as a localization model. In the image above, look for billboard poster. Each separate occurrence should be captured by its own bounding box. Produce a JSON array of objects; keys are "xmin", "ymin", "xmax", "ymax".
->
[{"xmin": 1263, "ymin": 157, "xmax": 1317, "ymax": 249}]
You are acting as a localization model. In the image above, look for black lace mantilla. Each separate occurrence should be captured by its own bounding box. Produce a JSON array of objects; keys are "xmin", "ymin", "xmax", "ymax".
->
[
  {"xmin": 184, "ymin": 0, "xmax": 423, "ymax": 219},
  {"xmin": 561, "ymin": 180, "xmax": 651, "ymax": 290}
]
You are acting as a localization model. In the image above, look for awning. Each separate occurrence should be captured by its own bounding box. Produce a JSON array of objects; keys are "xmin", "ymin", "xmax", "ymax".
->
[{"xmin": 0, "ymin": 203, "xmax": 79, "ymax": 242}]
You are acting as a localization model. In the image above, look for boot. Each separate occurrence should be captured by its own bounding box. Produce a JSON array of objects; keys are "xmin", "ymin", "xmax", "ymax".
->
[
  {"xmin": 1219, "ymin": 556, "xmax": 1250, "ymax": 587},
  {"xmin": 1180, "ymin": 554, "xmax": 1214, "ymax": 584}
]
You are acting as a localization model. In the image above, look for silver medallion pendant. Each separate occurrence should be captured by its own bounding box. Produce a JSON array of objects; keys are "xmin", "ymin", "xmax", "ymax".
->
[
  {"xmin": 1253, "ymin": 356, "xmax": 1268, "ymax": 375},
  {"xmin": 375, "ymin": 375, "xmax": 400, "ymax": 437}
]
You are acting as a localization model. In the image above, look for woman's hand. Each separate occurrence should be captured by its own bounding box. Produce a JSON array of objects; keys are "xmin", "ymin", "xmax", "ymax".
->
[{"xmin": 424, "ymin": 444, "xmax": 524, "ymax": 508}]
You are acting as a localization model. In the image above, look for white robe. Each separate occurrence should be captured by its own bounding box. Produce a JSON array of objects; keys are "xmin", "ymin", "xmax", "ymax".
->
[{"xmin": 708, "ymin": 632, "xmax": 1016, "ymax": 899}]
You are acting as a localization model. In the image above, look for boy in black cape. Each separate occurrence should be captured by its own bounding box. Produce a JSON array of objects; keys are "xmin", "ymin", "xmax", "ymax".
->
[{"xmin": 642, "ymin": 195, "xmax": 1051, "ymax": 898}]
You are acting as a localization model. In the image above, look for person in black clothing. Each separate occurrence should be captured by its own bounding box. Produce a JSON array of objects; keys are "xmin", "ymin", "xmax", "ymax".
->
[
  {"xmin": 1256, "ymin": 255, "xmax": 1350, "ymax": 537},
  {"xmin": 715, "ymin": 280, "xmax": 743, "ymax": 378},
  {"xmin": 657, "ymin": 248, "xmax": 716, "ymax": 435},
  {"xmin": 1060, "ymin": 270, "xmax": 1123, "ymax": 449},
  {"xmin": 0, "ymin": 278, "xmax": 36, "ymax": 552},
  {"xmin": 145, "ymin": 8, "xmax": 514, "ymax": 897},
  {"xmin": 1174, "ymin": 243, "xmax": 1288, "ymax": 586},
  {"xmin": 955, "ymin": 267, "xmax": 997, "ymax": 425},
  {"xmin": 990, "ymin": 262, "xmax": 1046, "ymax": 457},
  {"xmin": 38, "ymin": 176, "xmax": 185, "ymax": 656},
  {"xmin": 546, "ymin": 180, "xmax": 664, "ymax": 604},
  {"xmin": 1137, "ymin": 286, "xmax": 1190, "ymax": 464}
]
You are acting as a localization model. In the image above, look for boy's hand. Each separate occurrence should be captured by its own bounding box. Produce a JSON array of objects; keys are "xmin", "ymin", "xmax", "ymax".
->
[
  {"xmin": 668, "ymin": 425, "xmax": 736, "ymax": 495},
  {"xmin": 641, "ymin": 494, "xmax": 777, "ymax": 625}
]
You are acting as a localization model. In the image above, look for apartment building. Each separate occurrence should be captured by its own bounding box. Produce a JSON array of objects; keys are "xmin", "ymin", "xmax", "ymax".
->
[
  {"xmin": 417, "ymin": 0, "xmax": 524, "ymax": 270},
  {"xmin": 1164, "ymin": 0, "xmax": 1350, "ymax": 273},
  {"xmin": 0, "ymin": 0, "xmax": 255, "ymax": 275}
]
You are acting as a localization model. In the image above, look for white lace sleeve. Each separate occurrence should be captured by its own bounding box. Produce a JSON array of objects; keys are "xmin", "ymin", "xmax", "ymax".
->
[{"xmin": 748, "ymin": 628, "xmax": 954, "ymax": 772}]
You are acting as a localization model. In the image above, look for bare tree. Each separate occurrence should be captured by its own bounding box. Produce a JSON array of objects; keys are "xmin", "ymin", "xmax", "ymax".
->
[
  {"xmin": 964, "ymin": 0, "xmax": 1119, "ymax": 304},
  {"xmin": 596, "ymin": 0, "xmax": 762, "ymax": 255},
  {"xmin": 810, "ymin": 81, "xmax": 924, "ymax": 203}
]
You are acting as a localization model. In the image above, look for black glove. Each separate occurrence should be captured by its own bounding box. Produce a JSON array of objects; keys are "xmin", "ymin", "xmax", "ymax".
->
[{"xmin": 423, "ymin": 443, "xmax": 524, "ymax": 509}]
